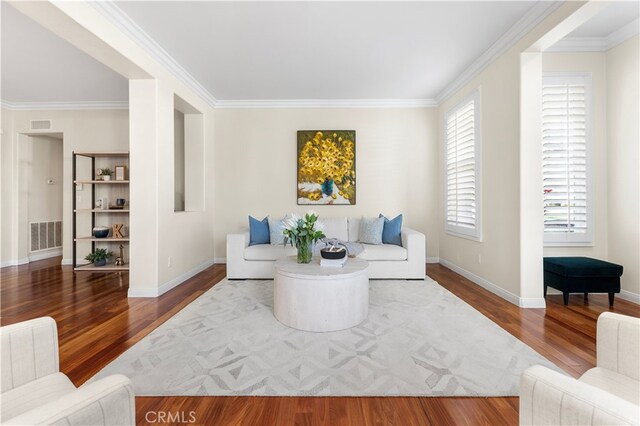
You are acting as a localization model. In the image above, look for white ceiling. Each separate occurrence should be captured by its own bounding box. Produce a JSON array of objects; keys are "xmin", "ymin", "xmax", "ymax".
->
[
  {"xmin": 2, "ymin": 1, "xmax": 638, "ymax": 106},
  {"xmin": 568, "ymin": 1, "xmax": 639, "ymax": 38},
  {"xmin": 114, "ymin": 1, "xmax": 536, "ymax": 101},
  {"xmin": 0, "ymin": 3, "xmax": 128, "ymax": 105}
]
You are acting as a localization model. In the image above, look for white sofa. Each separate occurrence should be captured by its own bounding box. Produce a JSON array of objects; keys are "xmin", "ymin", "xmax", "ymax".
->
[
  {"xmin": 227, "ymin": 217, "xmax": 426, "ymax": 279},
  {"xmin": 520, "ymin": 312, "xmax": 639, "ymax": 425},
  {"xmin": 0, "ymin": 317, "xmax": 135, "ymax": 426}
]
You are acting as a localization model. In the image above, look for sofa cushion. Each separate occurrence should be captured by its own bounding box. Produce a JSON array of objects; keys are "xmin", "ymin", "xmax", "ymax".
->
[
  {"xmin": 380, "ymin": 213, "xmax": 403, "ymax": 246},
  {"xmin": 358, "ymin": 217, "xmax": 384, "ymax": 245},
  {"xmin": 245, "ymin": 244, "xmax": 297, "ymax": 261},
  {"xmin": 347, "ymin": 217, "xmax": 360, "ymax": 242},
  {"xmin": 320, "ymin": 217, "xmax": 348, "ymax": 240},
  {"xmin": 358, "ymin": 244, "xmax": 407, "ymax": 261},
  {"xmin": 268, "ymin": 216, "xmax": 288, "ymax": 245},
  {"xmin": 0, "ymin": 372, "xmax": 76, "ymax": 422},
  {"xmin": 248, "ymin": 216, "xmax": 270, "ymax": 246},
  {"xmin": 579, "ymin": 367, "xmax": 640, "ymax": 405}
]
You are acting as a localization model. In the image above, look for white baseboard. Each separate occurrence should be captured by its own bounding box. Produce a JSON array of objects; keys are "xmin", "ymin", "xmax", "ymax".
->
[
  {"xmin": 426, "ymin": 256, "xmax": 440, "ymax": 264},
  {"xmin": 128, "ymin": 259, "xmax": 215, "ymax": 298},
  {"xmin": 1, "ymin": 257, "xmax": 30, "ymax": 268},
  {"xmin": 619, "ymin": 290, "xmax": 640, "ymax": 304},
  {"xmin": 28, "ymin": 248, "xmax": 62, "ymax": 262},
  {"xmin": 438, "ymin": 258, "xmax": 546, "ymax": 308},
  {"xmin": 214, "ymin": 257, "xmax": 227, "ymax": 264},
  {"xmin": 61, "ymin": 258, "xmax": 73, "ymax": 265}
]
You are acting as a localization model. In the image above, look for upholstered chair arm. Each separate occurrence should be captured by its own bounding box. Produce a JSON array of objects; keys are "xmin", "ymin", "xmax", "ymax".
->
[
  {"xmin": 520, "ymin": 365, "xmax": 639, "ymax": 425},
  {"xmin": 1, "ymin": 317, "xmax": 59, "ymax": 393},
  {"xmin": 6, "ymin": 374, "xmax": 135, "ymax": 426},
  {"xmin": 596, "ymin": 312, "xmax": 640, "ymax": 381}
]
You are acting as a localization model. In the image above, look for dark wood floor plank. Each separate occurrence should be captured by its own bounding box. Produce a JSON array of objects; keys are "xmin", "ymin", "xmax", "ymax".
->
[{"xmin": 2, "ymin": 257, "xmax": 638, "ymax": 425}]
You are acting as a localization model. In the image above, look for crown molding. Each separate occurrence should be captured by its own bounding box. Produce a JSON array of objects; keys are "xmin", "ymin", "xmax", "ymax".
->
[
  {"xmin": 436, "ymin": 1, "xmax": 563, "ymax": 105},
  {"xmin": 215, "ymin": 99, "xmax": 437, "ymax": 109},
  {"xmin": 546, "ymin": 36, "xmax": 608, "ymax": 52},
  {"xmin": 89, "ymin": 1, "xmax": 218, "ymax": 108},
  {"xmin": 606, "ymin": 18, "xmax": 639, "ymax": 50},
  {"xmin": 543, "ymin": 18, "xmax": 638, "ymax": 52},
  {"xmin": 1, "ymin": 100, "xmax": 128, "ymax": 111}
]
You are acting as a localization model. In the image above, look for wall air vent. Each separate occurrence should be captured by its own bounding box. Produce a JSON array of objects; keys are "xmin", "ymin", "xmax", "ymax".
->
[
  {"xmin": 30, "ymin": 119, "xmax": 52, "ymax": 130},
  {"xmin": 30, "ymin": 221, "xmax": 62, "ymax": 252}
]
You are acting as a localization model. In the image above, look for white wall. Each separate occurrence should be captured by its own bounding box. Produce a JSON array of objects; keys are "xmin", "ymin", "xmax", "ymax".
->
[
  {"xmin": 12, "ymin": 1, "xmax": 217, "ymax": 297},
  {"xmin": 607, "ymin": 35, "xmax": 640, "ymax": 299},
  {"xmin": 0, "ymin": 108, "xmax": 128, "ymax": 266},
  {"xmin": 1, "ymin": 108, "xmax": 16, "ymax": 265},
  {"xmin": 542, "ymin": 52, "xmax": 608, "ymax": 259},
  {"xmin": 437, "ymin": 2, "xmax": 585, "ymax": 304},
  {"xmin": 213, "ymin": 107, "xmax": 439, "ymax": 261}
]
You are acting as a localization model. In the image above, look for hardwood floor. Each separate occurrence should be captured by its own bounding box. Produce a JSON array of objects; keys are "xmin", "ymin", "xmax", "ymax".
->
[{"xmin": 1, "ymin": 257, "xmax": 638, "ymax": 425}]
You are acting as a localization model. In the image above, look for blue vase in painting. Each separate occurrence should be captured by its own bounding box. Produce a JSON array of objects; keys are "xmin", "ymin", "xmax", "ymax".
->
[{"xmin": 321, "ymin": 178, "xmax": 334, "ymax": 196}]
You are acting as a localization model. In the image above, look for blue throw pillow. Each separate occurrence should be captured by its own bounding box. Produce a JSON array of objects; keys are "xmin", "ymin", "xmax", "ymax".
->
[
  {"xmin": 248, "ymin": 216, "xmax": 270, "ymax": 246},
  {"xmin": 379, "ymin": 214, "xmax": 403, "ymax": 246}
]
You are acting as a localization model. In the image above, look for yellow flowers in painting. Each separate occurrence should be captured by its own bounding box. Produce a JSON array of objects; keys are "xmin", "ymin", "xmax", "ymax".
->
[{"xmin": 297, "ymin": 130, "xmax": 356, "ymax": 205}]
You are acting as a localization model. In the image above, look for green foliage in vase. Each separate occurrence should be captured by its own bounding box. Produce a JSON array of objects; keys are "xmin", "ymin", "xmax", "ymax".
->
[{"xmin": 282, "ymin": 211, "xmax": 326, "ymax": 249}]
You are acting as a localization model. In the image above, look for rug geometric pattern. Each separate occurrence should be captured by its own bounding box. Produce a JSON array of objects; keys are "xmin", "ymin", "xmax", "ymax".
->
[{"xmin": 92, "ymin": 278, "xmax": 561, "ymax": 396}]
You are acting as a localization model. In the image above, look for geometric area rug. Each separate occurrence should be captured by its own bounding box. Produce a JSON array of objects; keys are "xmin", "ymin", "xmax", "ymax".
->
[{"xmin": 91, "ymin": 277, "xmax": 561, "ymax": 397}]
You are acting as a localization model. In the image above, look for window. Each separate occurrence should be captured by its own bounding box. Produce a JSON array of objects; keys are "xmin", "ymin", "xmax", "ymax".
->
[
  {"xmin": 444, "ymin": 89, "xmax": 481, "ymax": 240},
  {"xmin": 542, "ymin": 73, "xmax": 592, "ymax": 245}
]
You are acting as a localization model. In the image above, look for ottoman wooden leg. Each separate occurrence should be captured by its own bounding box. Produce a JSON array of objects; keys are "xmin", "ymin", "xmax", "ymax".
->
[
  {"xmin": 563, "ymin": 292, "xmax": 569, "ymax": 305},
  {"xmin": 584, "ymin": 293, "xmax": 588, "ymax": 301},
  {"xmin": 608, "ymin": 293, "xmax": 615, "ymax": 307},
  {"xmin": 544, "ymin": 284, "xmax": 548, "ymax": 297}
]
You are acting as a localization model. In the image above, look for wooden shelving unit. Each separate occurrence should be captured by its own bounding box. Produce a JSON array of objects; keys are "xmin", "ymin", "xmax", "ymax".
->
[{"xmin": 73, "ymin": 151, "xmax": 130, "ymax": 272}]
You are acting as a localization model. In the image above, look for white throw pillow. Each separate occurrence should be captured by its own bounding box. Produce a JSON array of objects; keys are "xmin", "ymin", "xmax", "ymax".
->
[
  {"xmin": 269, "ymin": 215, "xmax": 289, "ymax": 245},
  {"xmin": 358, "ymin": 216, "xmax": 384, "ymax": 245}
]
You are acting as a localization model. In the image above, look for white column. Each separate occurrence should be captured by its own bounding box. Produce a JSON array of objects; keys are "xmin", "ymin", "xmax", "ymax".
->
[{"xmin": 129, "ymin": 79, "xmax": 160, "ymax": 296}]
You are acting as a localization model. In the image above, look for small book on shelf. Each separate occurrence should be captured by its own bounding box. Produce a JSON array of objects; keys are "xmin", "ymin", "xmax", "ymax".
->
[{"xmin": 320, "ymin": 257, "xmax": 347, "ymax": 268}]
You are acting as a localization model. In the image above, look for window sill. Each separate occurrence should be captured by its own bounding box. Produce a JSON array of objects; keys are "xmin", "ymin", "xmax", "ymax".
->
[{"xmin": 445, "ymin": 229, "xmax": 482, "ymax": 243}]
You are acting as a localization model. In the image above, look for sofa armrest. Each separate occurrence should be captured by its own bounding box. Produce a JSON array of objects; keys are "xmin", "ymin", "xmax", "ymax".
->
[
  {"xmin": 401, "ymin": 228, "xmax": 426, "ymax": 260},
  {"xmin": 520, "ymin": 365, "xmax": 639, "ymax": 425},
  {"xmin": 597, "ymin": 312, "xmax": 640, "ymax": 380},
  {"xmin": 401, "ymin": 227, "xmax": 426, "ymax": 278},
  {"xmin": 1, "ymin": 317, "xmax": 59, "ymax": 392},
  {"xmin": 7, "ymin": 374, "xmax": 135, "ymax": 426},
  {"xmin": 226, "ymin": 229, "xmax": 250, "ymax": 279}
]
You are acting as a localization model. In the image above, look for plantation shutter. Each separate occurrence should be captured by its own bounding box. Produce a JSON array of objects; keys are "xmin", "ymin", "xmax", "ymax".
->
[
  {"xmin": 445, "ymin": 90, "xmax": 480, "ymax": 239},
  {"xmin": 542, "ymin": 74, "xmax": 591, "ymax": 244}
]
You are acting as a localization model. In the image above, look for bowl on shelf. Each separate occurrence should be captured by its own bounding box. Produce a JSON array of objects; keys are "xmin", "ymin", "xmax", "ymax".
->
[{"xmin": 93, "ymin": 226, "xmax": 110, "ymax": 238}]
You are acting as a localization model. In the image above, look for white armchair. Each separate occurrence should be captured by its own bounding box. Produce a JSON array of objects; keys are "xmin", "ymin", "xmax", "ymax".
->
[
  {"xmin": 520, "ymin": 312, "xmax": 640, "ymax": 425},
  {"xmin": 0, "ymin": 317, "xmax": 135, "ymax": 425}
]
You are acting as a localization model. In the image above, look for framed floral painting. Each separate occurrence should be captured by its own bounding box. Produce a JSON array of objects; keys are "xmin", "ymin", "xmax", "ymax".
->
[{"xmin": 297, "ymin": 130, "xmax": 356, "ymax": 205}]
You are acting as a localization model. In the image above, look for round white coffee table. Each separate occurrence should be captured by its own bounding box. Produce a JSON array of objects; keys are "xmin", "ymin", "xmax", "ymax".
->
[{"xmin": 273, "ymin": 256, "xmax": 369, "ymax": 332}]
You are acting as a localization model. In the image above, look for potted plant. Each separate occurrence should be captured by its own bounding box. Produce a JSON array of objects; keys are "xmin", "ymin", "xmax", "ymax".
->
[
  {"xmin": 283, "ymin": 211, "xmax": 326, "ymax": 263},
  {"xmin": 85, "ymin": 248, "xmax": 113, "ymax": 267},
  {"xmin": 100, "ymin": 168, "xmax": 113, "ymax": 181}
]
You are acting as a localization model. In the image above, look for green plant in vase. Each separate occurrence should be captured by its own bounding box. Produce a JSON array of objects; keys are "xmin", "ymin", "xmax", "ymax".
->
[
  {"xmin": 100, "ymin": 168, "xmax": 113, "ymax": 181},
  {"xmin": 282, "ymin": 211, "xmax": 326, "ymax": 263},
  {"xmin": 85, "ymin": 248, "xmax": 113, "ymax": 267}
]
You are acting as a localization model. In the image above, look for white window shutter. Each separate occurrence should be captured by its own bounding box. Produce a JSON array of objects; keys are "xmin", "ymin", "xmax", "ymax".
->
[
  {"xmin": 542, "ymin": 74, "xmax": 592, "ymax": 245},
  {"xmin": 444, "ymin": 89, "xmax": 481, "ymax": 240}
]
